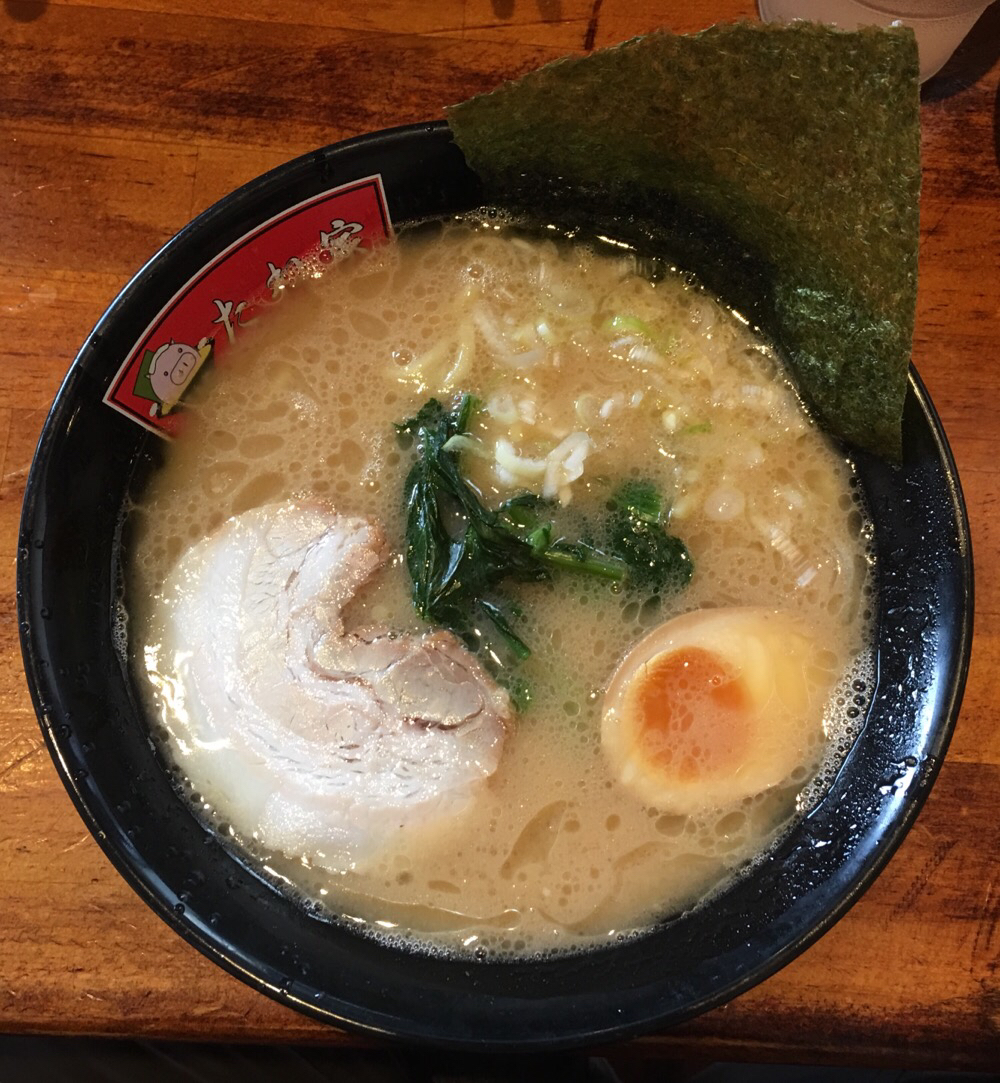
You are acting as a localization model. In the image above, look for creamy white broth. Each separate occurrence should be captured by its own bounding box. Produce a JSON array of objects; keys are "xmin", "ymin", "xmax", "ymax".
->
[{"xmin": 130, "ymin": 215, "xmax": 874, "ymax": 957}]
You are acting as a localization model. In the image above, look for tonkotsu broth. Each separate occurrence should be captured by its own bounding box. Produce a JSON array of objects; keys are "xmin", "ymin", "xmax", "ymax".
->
[{"xmin": 130, "ymin": 215, "xmax": 874, "ymax": 958}]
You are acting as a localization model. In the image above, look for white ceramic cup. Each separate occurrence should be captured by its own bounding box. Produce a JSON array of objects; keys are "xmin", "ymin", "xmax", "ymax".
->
[{"xmin": 757, "ymin": 0, "xmax": 994, "ymax": 80}]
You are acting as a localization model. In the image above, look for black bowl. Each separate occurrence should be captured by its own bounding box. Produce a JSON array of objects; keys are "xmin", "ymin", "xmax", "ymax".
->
[{"xmin": 17, "ymin": 122, "xmax": 973, "ymax": 1049}]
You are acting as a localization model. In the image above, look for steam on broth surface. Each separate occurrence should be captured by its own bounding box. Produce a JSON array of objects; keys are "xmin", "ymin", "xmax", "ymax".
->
[{"xmin": 130, "ymin": 215, "xmax": 874, "ymax": 958}]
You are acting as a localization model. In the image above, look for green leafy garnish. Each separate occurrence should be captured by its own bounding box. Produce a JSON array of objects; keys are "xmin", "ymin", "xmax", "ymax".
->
[
  {"xmin": 398, "ymin": 395, "xmax": 626, "ymax": 669},
  {"xmin": 496, "ymin": 494, "xmax": 625, "ymax": 581},
  {"xmin": 607, "ymin": 481, "xmax": 693, "ymax": 593},
  {"xmin": 397, "ymin": 397, "xmax": 693, "ymax": 686}
]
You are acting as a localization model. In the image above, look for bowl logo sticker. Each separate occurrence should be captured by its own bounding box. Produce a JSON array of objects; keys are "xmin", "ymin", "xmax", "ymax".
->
[
  {"xmin": 134, "ymin": 337, "xmax": 214, "ymax": 419},
  {"xmin": 104, "ymin": 175, "xmax": 393, "ymax": 437}
]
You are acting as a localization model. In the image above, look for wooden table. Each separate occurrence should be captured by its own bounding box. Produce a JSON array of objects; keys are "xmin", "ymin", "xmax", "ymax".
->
[{"xmin": 2, "ymin": 0, "xmax": 997, "ymax": 1071}]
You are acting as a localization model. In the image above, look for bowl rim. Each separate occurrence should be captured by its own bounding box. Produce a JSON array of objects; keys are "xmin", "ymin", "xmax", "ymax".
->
[{"xmin": 16, "ymin": 120, "xmax": 975, "ymax": 1050}]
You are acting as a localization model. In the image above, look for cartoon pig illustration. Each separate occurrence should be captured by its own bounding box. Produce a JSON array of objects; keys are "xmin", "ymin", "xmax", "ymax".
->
[{"xmin": 135, "ymin": 337, "xmax": 213, "ymax": 417}]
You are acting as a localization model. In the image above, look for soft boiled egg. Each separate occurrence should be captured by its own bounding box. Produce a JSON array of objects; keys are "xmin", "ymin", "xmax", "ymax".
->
[{"xmin": 601, "ymin": 607, "xmax": 837, "ymax": 816}]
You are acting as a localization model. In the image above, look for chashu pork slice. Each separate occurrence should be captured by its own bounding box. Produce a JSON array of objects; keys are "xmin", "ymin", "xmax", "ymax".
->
[{"xmin": 153, "ymin": 500, "xmax": 511, "ymax": 863}]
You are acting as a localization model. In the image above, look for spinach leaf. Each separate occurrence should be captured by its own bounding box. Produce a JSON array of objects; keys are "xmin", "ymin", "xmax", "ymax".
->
[
  {"xmin": 607, "ymin": 480, "xmax": 694, "ymax": 594},
  {"xmin": 398, "ymin": 396, "xmax": 624, "ymax": 667},
  {"xmin": 397, "ymin": 397, "xmax": 693, "ymax": 686}
]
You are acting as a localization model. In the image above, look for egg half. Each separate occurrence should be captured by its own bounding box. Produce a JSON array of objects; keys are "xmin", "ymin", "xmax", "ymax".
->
[{"xmin": 601, "ymin": 607, "xmax": 837, "ymax": 816}]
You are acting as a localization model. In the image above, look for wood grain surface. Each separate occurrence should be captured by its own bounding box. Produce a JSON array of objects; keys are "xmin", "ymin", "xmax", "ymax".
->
[{"xmin": 1, "ymin": 0, "xmax": 997, "ymax": 1070}]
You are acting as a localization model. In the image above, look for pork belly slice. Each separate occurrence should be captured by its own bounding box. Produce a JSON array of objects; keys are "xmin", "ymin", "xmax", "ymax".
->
[{"xmin": 156, "ymin": 500, "xmax": 511, "ymax": 862}]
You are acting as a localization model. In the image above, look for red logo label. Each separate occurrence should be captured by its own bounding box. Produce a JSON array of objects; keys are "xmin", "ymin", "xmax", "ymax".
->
[{"xmin": 103, "ymin": 175, "xmax": 393, "ymax": 437}]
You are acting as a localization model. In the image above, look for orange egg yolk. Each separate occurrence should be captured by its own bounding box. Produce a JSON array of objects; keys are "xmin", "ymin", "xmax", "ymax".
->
[{"xmin": 631, "ymin": 647, "xmax": 752, "ymax": 783}]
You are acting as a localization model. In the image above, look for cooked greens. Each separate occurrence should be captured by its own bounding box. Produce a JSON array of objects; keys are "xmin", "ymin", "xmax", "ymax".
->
[
  {"xmin": 398, "ymin": 395, "xmax": 615, "ymax": 664},
  {"xmin": 607, "ymin": 480, "xmax": 693, "ymax": 594},
  {"xmin": 397, "ymin": 395, "xmax": 692, "ymax": 681}
]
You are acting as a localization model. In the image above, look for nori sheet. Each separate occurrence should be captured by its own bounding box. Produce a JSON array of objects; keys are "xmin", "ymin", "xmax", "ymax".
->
[{"xmin": 446, "ymin": 23, "xmax": 921, "ymax": 460}]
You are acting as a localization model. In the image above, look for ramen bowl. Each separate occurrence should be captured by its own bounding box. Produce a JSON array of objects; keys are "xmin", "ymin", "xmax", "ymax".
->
[{"xmin": 17, "ymin": 122, "xmax": 972, "ymax": 1050}]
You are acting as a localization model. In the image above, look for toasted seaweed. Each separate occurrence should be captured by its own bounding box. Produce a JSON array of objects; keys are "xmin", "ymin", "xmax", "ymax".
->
[{"xmin": 446, "ymin": 23, "xmax": 921, "ymax": 460}]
